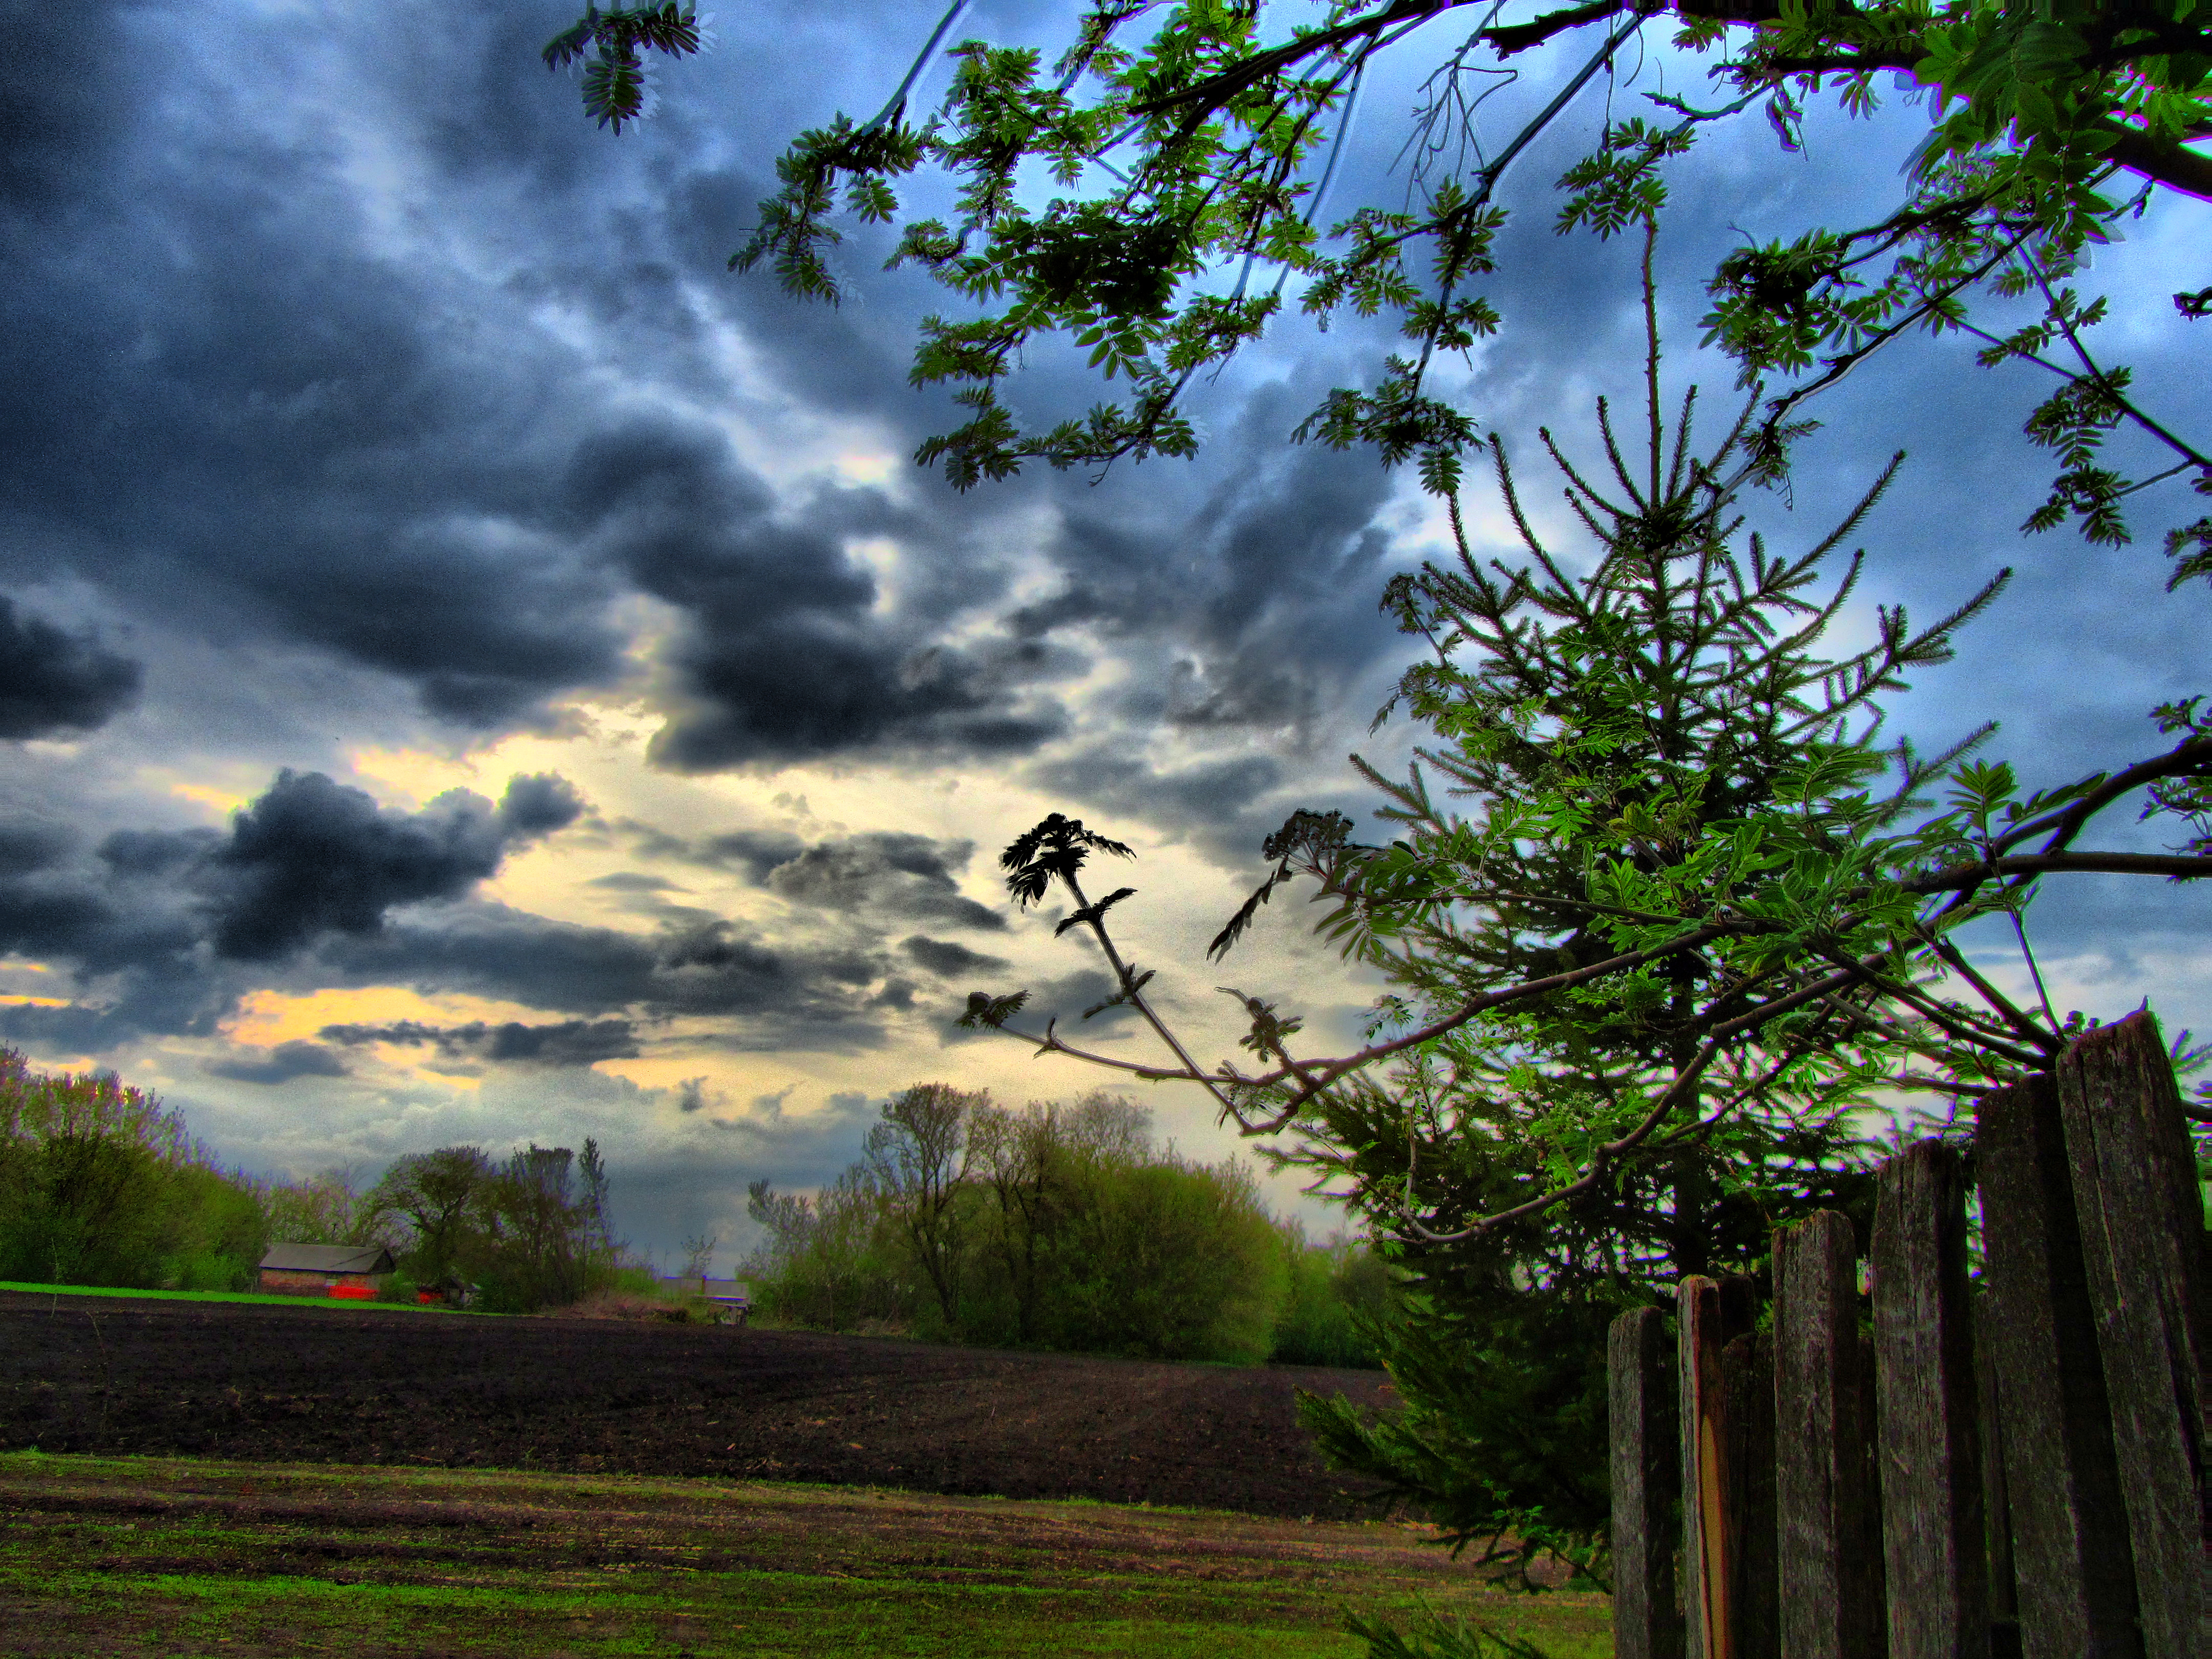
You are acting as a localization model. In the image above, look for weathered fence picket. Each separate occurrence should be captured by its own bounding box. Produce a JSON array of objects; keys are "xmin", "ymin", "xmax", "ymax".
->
[
  {"xmin": 1970, "ymin": 1329, "xmax": 2018, "ymax": 1659},
  {"xmin": 1870, "ymin": 1141, "xmax": 1985, "ymax": 1659},
  {"xmin": 1610, "ymin": 1304, "xmax": 1684, "ymax": 1659},
  {"xmin": 1607, "ymin": 1012, "xmax": 2206, "ymax": 1659},
  {"xmin": 1719, "ymin": 1329, "xmax": 1778, "ymax": 1658},
  {"xmin": 1975, "ymin": 1071, "xmax": 2140, "ymax": 1657},
  {"xmin": 1771, "ymin": 1209, "xmax": 1882, "ymax": 1659},
  {"xmin": 2055, "ymin": 1015, "xmax": 2208, "ymax": 1659}
]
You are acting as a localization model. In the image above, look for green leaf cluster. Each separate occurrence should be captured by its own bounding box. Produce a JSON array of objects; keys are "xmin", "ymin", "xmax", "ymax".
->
[{"xmin": 550, "ymin": 0, "xmax": 2210, "ymax": 579}]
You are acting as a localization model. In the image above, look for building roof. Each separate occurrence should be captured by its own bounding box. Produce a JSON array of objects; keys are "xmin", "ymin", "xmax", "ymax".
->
[{"xmin": 259, "ymin": 1242, "xmax": 396, "ymax": 1275}]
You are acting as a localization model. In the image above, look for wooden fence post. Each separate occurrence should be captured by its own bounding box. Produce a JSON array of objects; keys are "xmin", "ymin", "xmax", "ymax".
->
[
  {"xmin": 1871, "ymin": 1140, "xmax": 1987, "ymax": 1659},
  {"xmin": 1612, "ymin": 1305, "xmax": 1685, "ymax": 1659},
  {"xmin": 2056, "ymin": 1011, "xmax": 2208, "ymax": 1659},
  {"xmin": 1773, "ymin": 1210, "xmax": 1884, "ymax": 1659},
  {"xmin": 1974, "ymin": 1071, "xmax": 2141, "ymax": 1659},
  {"xmin": 1681, "ymin": 1275, "xmax": 1732, "ymax": 1659},
  {"xmin": 1973, "ymin": 1316, "xmax": 2020, "ymax": 1659},
  {"xmin": 1722, "ymin": 1330, "xmax": 1779, "ymax": 1659}
]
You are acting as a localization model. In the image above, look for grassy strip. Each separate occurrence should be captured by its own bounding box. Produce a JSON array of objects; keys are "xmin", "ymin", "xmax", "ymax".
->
[
  {"xmin": 14, "ymin": 1569, "xmax": 1459, "ymax": 1657},
  {"xmin": 0, "ymin": 1452, "xmax": 1614, "ymax": 1658},
  {"xmin": 0, "ymin": 1280, "xmax": 454, "ymax": 1312}
]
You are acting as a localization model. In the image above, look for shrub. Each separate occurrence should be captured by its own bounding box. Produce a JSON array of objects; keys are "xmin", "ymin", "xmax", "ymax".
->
[
  {"xmin": 163, "ymin": 1249, "xmax": 254, "ymax": 1292},
  {"xmin": 1043, "ymin": 1155, "xmax": 1288, "ymax": 1364},
  {"xmin": 1274, "ymin": 1229, "xmax": 1392, "ymax": 1369}
]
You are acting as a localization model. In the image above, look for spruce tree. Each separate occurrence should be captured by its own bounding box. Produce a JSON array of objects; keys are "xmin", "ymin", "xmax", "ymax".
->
[{"xmin": 1227, "ymin": 176, "xmax": 2000, "ymax": 1578}]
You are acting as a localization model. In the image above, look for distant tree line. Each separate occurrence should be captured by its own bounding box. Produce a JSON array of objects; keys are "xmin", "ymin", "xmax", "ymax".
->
[
  {"xmin": 0, "ymin": 1043, "xmax": 1390, "ymax": 1346},
  {"xmin": 0, "ymin": 1045, "xmax": 623, "ymax": 1312},
  {"xmin": 743, "ymin": 1084, "xmax": 1391, "ymax": 1367}
]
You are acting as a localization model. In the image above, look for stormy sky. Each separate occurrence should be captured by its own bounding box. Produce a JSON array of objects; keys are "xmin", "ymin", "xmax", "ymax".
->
[{"xmin": 2, "ymin": 1, "xmax": 2203, "ymax": 1265}]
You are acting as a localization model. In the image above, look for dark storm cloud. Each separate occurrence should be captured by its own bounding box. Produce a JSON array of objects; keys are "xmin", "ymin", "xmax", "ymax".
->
[
  {"xmin": 759, "ymin": 833, "xmax": 1007, "ymax": 931},
  {"xmin": 0, "ymin": 599, "xmax": 142, "ymax": 740},
  {"xmin": 588, "ymin": 871, "xmax": 684, "ymax": 892},
  {"xmin": 765, "ymin": 832, "xmax": 999, "ymax": 924},
  {"xmin": 611, "ymin": 819, "xmax": 705, "ymax": 865},
  {"xmin": 0, "ymin": 822, "xmax": 78, "ymax": 875},
  {"xmin": 1004, "ymin": 389, "xmax": 1408, "ymax": 738},
  {"xmin": 605, "ymin": 821, "xmax": 811, "ymax": 882},
  {"xmin": 0, "ymin": 815, "xmax": 206, "ymax": 986},
  {"xmin": 0, "ymin": 768, "xmax": 587, "ymax": 1045},
  {"xmin": 205, "ymin": 1040, "xmax": 350, "ymax": 1085},
  {"xmin": 693, "ymin": 828, "xmax": 806, "ymax": 883},
  {"xmin": 0, "ymin": 1001, "xmax": 165, "ymax": 1052},
  {"xmin": 900, "ymin": 935, "xmax": 1010, "ymax": 977},
  {"xmin": 656, "ymin": 65, "xmax": 1417, "ymax": 755},
  {"xmin": 497, "ymin": 773, "xmax": 587, "ymax": 836},
  {"xmin": 2, "ymin": 0, "xmax": 129, "ymax": 216},
  {"xmin": 1027, "ymin": 746, "xmax": 1290, "ymax": 861},
  {"xmin": 317, "ymin": 906, "xmax": 902, "ymax": 1052},
  {"xmin": 0, "ymin": 0, "xmax": 1411, "ymax": 796},
  {"xmin": 318, "ymin": 906, "xmax": 662, "ymax": 1014},
  {"xmin": 0, "ymin": 8, "xmax": 635, "ymax": 733},
  {"xmin": 201, "ymin": 771, "xmax": 581, "ymax": 961},
  {"xmin": 317, "ymin": 1017, "xmax": 641, "ymax": 1067},
  {"xmin": 635, "ymin": 823, "xmax": 1009, "ymax": 930},
  {"xmin": 1, "ymin": 228, "xmax": 628, "ymax": 729},
  {"xmin": 561, "ymin": 414, "xmax": 1067, "ymax": 768}
]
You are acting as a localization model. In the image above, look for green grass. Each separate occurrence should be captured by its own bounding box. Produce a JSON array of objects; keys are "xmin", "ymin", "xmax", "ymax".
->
[
  {"xmin": 0, "ymin": 1451, "xmax": 1614, "ymax": 1658},
  {"xmin": 0, "ymin": 1280, "xmax": 455, "ymax": 1312}
]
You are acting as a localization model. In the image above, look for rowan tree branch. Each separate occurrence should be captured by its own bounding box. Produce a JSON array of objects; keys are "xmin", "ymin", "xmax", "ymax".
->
[
  {"xmin": 1917, "ymin": 931, "xmax": 2064, "ymax": 1054},
  {"xmin": 1128, "ymin": 0, "xmax": 1648, "ymax": 119},
  {"xmin": 1987, "ymin": 733, "xmax": 2212, "ymax": 858},
  {"xmin": 1897, "ymin": 850, "xmax": 2212, "ymax": 892},
  {"xmin": 1129, "ymin": 0, "xmax": 1488, "ymax": 117},
  {"xmin": 2098, "ymin": 123, "xmax": 2212, "ymax": 204}
]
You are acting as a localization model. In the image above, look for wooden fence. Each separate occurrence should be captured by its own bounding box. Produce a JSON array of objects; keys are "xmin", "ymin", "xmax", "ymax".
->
[{"xmin": 1609, "ymin": 1009, "xmax": 2208, "ymax": 1659}]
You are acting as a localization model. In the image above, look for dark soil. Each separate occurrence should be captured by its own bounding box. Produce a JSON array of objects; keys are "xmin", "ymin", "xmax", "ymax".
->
[{"xmin": 0, "ymin": 1291, "xmax": 1395, "ymax": 1519}]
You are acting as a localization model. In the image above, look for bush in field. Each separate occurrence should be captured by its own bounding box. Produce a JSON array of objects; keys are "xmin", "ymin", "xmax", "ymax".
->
[
  {"xmin": 863, "ymin": 1082, "xmax": 977, "ymax": 1328},
  {"xmin": 160, "ymin": 1163, "xmax": 271, "ymax": 1290},
  {"xmin": 1273, "ymin": 1227, "xmax": 1393, "ymax": 1370},
  {"xmin": 1041, "ymin": 1152, "xmax": 1288, "ymax": 1364},
  {"xmin": 745, "ymin": 1085, "xmax": 1388, "ymax": 1365},
  {"xmin": 935, "ymin": 1090, "xmax": 1148, "ymax": 1346},
  {"xmin": 0, "ymin": 1131, "xmax": 173, "ymax": 1286},
  {"xmin": 356, "ymin": 1138, "xmax": 625, "ymax": 1313}
]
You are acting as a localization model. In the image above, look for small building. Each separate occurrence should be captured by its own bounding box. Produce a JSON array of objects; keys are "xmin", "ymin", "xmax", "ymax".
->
[
  {"xmin": 653, "ymin": 1274, "xmax": 752, "ymax": 1326},
  {"xmin": 258, "ymin": 1242, "xmax": 396, "ymax": 1299}
]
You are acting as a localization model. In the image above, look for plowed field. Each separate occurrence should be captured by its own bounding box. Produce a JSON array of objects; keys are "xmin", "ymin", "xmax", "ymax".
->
[{"xmin": 0, "ymin": 1291, "xmax": 1390, "ymax": 1518}]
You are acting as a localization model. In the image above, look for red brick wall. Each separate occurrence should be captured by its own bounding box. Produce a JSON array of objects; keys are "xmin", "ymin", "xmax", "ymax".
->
[
  {"xmin": 259, "ymin": 1269, "xmax": 331, "ymax": 1294},
  {"xmin": 260, "ymin": 1268, "xmax": 391, "ymax": 1295}
]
